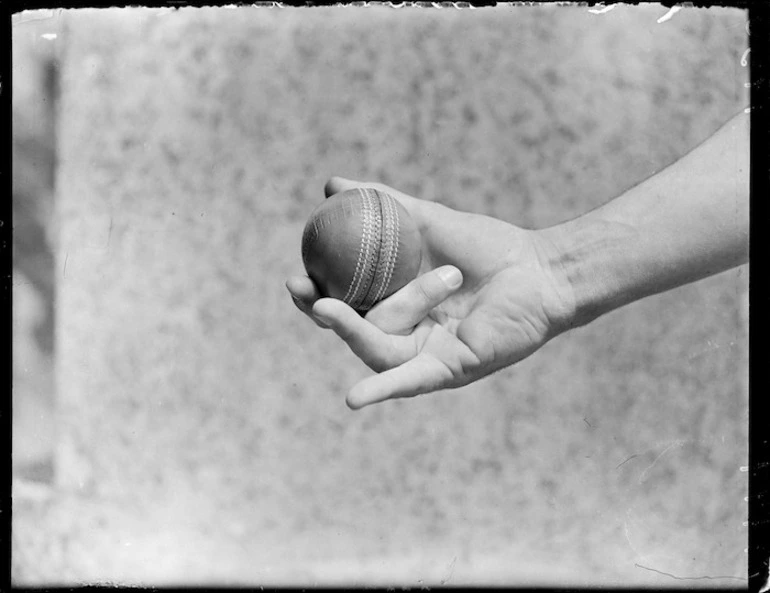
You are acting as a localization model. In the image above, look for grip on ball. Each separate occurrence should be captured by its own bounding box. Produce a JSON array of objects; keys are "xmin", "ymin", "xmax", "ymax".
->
[{"xmin": 302, "ymin": 188, "xmax": 421, "ymax": 312}]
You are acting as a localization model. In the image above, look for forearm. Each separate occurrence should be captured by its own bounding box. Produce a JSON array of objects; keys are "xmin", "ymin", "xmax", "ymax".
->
[{"xmin": 542, "ymin": 111, "xmax": 749, "ymax": 329}]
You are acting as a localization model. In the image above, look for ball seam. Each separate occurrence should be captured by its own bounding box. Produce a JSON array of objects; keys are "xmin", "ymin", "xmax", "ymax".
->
[
  {"xmin": 342, "ymin": 190, "xmax": 369, "ymax": 306},
  {"xmin": 344, "ymin": 188, "xmax": 376, "ymax": 309},
  {"xmin": 357, "ymin": 189, "xmax": 382, "ymax": 310},
  {"xmin": 371, "ymin": 192, "xmax": 398, "ymax": 305}
]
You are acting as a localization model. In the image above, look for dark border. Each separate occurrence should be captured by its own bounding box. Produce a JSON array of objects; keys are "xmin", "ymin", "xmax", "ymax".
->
[
  {"xmin": 4, "ymin": 0, "xmax": 762, "ymax": 591},
  {"xmin": 748, "ymin": 3, "xmax": 769, "ymax": 591},
  {"xmin": 2, "ymin": 0, "xmax": 13, "ymax": 590}
]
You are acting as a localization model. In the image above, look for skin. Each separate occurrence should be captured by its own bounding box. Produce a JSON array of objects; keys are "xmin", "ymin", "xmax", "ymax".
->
[{"xmin": 286, "ymin": 110, "xmax": 749, "ymax": 410}]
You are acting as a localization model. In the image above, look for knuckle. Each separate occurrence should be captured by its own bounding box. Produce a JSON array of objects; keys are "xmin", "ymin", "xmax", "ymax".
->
[
  {"xmin": 413, "ymin": 277, "xmax": 441, "ymax": 306},
  {"xmin": 363, "ymin": 338, "xmax": 403, "ymax": 374}
]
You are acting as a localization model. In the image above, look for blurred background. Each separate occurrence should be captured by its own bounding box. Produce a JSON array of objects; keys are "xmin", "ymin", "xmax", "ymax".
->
[
  {"xmin": 13, "ymin": 11, "xmax": 58, "ymax": 485},
  {"xmin": 12, "ymin": 4, "xmax": 749, "ymax": 587}
]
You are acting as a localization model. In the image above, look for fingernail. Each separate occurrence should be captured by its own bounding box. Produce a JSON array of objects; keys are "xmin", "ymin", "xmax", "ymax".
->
[{"xmin": 438, "ymin": 266, "xmax": 462, "ymax": 289}]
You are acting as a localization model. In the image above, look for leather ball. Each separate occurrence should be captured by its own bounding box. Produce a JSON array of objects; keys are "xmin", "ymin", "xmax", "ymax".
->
[{"xmin": 302, "ymin": 188, "xmax": 422, "ymax": 313}]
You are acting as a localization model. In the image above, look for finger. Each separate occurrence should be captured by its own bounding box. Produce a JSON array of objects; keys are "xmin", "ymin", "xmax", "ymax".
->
[
  {"xmin": 285, "ymin": 276, "xmax": 328, "ymax": 328},
  {"xmin": 324, "ymin": 176, "xmax": 362, "ymax": 197},
  {"xmin": 346, "ymin": 353, "xmax": 455, "ymax": 410},
  {"xmin": 365, "ymin": 265, "xmax": 463, "ymax": 335},
  {"xmin": 312, "ymin": 297, "xmax": 412, "ymax": 371},
  {"xmin": 324, "ymin": 176, "xmax": 415, "ymax": 205}
]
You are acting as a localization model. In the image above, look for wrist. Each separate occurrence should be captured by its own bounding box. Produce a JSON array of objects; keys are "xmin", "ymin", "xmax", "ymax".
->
[
  {"xmin": 526, "ymin": 227, "xmax": 581, "ymax": 337},
  {"xmin": 537, "ymin": 216, "xmax": 638, "ymax": 330}
]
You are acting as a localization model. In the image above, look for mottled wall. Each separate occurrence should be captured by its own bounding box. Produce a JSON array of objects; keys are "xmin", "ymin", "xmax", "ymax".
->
[{"xmin": 14, "ymin": 5, "xmax": 749, "ymax": 586}]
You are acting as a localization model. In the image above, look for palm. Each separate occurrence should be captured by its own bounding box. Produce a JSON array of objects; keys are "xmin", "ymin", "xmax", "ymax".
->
[
  {"xmin": 401, "ymin": 259, "xmax": 557, "ymax": 387},
  {"xmin": 346, "ymin": 233, "xmax": 563, "ymax": 409}
]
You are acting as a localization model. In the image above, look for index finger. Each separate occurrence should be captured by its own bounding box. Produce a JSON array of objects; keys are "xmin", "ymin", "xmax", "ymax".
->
[
  {"xmin": 346, "ymin": 352, "xmax": 455, "ymax": 409},
  {"xmin": 312, "ymin": 297, "xmax": 415, "ymax": 372}
]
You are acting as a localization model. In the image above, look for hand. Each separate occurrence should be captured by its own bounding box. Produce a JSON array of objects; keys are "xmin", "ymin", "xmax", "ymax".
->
[{"xmin": 287, "ymin": 177, "xmax": 576, "ymax": 410}]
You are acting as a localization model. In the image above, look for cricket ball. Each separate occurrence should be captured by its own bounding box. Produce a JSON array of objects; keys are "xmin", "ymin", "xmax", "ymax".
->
[{"xmin": 301, "ymin": 187, "xmax": 422, "ymax": 313}]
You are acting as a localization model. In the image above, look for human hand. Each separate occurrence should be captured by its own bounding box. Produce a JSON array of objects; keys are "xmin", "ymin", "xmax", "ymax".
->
[{"xmin": 287, "ymin": 177, "xmax": 576, "ymax": 409}]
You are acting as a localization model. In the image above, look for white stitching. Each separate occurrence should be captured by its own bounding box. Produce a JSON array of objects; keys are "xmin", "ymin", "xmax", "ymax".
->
[
  {"xmin": 387, "ymin": 194, "xmax": 399, "ymax": 295},
  {"xmin": 344, "ymin": 189, "xmax": 378, "ymax": 308},
  {"xmin": 372, "ymin": 192, "xmax": 398, "ymax": 304},
  {"xmin": 357, "ymin": 190, "xmax": 380, "ymax": 309},
  {"xmin": 343, "ymin": 189, "xmax": 369, "ymax": 305},
  {"xmin": 361, "ymin": 190, "xmax": 386, "ymax": 310}
]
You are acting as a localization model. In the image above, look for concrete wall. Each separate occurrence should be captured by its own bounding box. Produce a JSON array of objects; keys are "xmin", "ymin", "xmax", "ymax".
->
[{"xmin": 13, "ymin": 5, "xmax": 749, "ymax": 586}]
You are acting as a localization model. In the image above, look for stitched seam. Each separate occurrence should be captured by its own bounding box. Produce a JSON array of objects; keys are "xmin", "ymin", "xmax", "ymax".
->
[
  {"xmin": 346, "ymin": 189, "xmax": 379, "ymax": 309},
  {"xmin": 343, "ymin": 189, "xmax": 369, "ymax": 305},
  {"xmin": 360, "ymin": 190, "xmax": 385, "ymax": 310},
  {"xmin": 372, "ymin": 192, "xmax": 398, "ymax": 304},
  {"xmin": 371, "ymin": 193, "xmax": 390, "ymax": 304},
  {"xmin": 357, "ymin": 190, "xmax": 381, "ymax": 310},
  {"xmin": 387, "ymin": 194, "xmax": 399, "ymax": 295}
]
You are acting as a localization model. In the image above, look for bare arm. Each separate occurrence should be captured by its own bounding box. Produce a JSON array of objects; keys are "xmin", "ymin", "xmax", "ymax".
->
[{"xmin": 541, "ymin": 110, "xmax": 749, "ymax": 329}]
